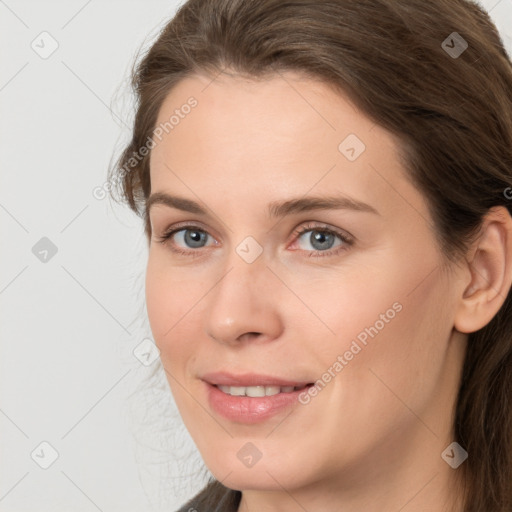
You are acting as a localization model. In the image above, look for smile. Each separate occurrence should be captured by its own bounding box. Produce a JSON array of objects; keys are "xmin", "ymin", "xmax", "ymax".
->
[{"xmin": 217, "ymin": 384, "xmax": 308, "ymax": 397}]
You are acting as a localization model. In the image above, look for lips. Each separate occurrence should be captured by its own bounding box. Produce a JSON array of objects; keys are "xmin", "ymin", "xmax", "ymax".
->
[
  {"xmin": 201, "ymin": 371, "xmax": 312, "ymax": 388},
  {"xmin": 217, "ymin": 384, "xmax": 306, "ymax": 397},
  {"xmin": 201, "ymin": 372, "xmax": 314, "ymax": 423}
]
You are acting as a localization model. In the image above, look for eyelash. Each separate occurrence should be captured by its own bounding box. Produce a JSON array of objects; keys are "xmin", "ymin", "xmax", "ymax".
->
[{"xmin": 155, "ymin": 222, "xmax": 354, "ymax": 258}]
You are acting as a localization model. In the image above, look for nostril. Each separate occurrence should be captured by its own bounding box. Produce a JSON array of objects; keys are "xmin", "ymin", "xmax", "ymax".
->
[{"xmin": 237, "ymin": 332, "xmax": 262, "ymax": 342}]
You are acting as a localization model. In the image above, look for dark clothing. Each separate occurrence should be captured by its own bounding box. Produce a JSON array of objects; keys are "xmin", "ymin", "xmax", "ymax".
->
[{"xmin": 176, "ymin": 480, "xmax": 241, "ymax": 512}]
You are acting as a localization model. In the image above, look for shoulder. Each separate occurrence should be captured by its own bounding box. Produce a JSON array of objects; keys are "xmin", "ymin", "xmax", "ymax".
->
[{"xmin": 175, "ymin": 480, "xmax": 241, "ymax": 512}]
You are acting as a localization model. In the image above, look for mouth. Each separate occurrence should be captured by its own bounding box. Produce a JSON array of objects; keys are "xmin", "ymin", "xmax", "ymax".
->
[
  {"xmin": 201, "ymin": 372, "xmax": 314, "ymax": 424},
  {"xmin": 201, "ymin": 371, "xmax": 313, "ymax": 388},
  {"xmin": 216, "ymin": 384, "xmax": 310, "ymax": 397}
]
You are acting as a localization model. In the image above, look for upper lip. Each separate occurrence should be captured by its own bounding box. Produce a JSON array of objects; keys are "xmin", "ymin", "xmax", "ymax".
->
[{"xmin": 201, "ymin": 371, "xmax": 312, "ymax": 387}]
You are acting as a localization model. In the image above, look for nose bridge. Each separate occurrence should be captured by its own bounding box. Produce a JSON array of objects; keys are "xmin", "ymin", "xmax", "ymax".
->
[{"xmin": 204, "ymin": 241, "xmax": 283, "ymax": 344}]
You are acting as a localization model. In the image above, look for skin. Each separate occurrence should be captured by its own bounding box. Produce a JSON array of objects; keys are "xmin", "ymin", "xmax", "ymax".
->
[{"xmin": 145, "ymin": 71, "xmax": 512, "ymax": 511}]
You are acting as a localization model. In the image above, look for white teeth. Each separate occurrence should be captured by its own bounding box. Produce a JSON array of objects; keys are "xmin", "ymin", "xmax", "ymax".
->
[
  {"xmin": 230, "ymin": 386, "xmax": 246, "ymax": 396},
  {"xmin": 217, "ymin": 385, "xmax": 299, "ymax": 396},
  {"xmin": 246, "ymin": 386, "xmax": 266, "ymax": 397},
  {"xmin": 264, "ymin": 386, "xmax": 281, "ymax": 396}
]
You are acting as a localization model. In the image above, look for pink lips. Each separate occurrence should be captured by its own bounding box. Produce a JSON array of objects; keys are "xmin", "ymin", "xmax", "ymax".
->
[
  {"xmin": 201, "ymin": 371, "xmax": 311, "ymax": 388},
  {"xmin": 202, "ymin": 371, "xmax": 312, "ymax": 424}
]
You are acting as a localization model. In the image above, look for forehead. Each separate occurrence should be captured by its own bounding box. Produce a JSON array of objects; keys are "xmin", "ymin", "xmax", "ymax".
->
[
  {"xmin": 152, "ymin": 71, "xmax": 384, "ymax": 158},
  {"xmin": 148, "ymin": 71, "xmax": 427, "ymax": 223}
]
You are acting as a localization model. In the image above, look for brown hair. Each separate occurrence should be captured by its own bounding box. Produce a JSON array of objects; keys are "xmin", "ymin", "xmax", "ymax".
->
[{"xmin": 108, "ymin": 0, "xmax": 512, "ymax": 509}]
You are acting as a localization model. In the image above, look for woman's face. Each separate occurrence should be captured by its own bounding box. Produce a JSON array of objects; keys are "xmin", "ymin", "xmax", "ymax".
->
[{"xmin": 145, "ymin": 72, "xmax": 468, "ymax": 495}]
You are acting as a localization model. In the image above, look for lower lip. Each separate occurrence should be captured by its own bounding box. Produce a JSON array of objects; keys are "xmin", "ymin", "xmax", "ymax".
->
[{"xmin": 205, "ymin": 382, "xmax": 307, "ymax": 424}]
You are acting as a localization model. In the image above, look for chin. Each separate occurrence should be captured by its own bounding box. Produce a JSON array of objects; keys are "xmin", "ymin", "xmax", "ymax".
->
[{"xmin": 202, "ymin": 448, "xmax": 313, "ymax": 492}]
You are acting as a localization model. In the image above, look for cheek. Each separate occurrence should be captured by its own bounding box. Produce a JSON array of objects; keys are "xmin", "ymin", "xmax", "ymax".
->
[
  {"xmin": 278, "ymin": 263, "xmax": 454, "ymax": 477},
  {"xmin": 334, "ymin": 263, "xmax": 453, "ymax": 424},
  {"xmin": 145, "ymin": 255, "xmax": 199, "ymax": 364},
  {"xmin": 302, "ymin": 251, "xmax": 453, "ymax": 408},
  {"xmin": 285, "ymin": 264, "xmax": 405, "ymax": 359},
  {"xmin": 145, "ymin": 257, "xmax": 172, "ymax": 341}
]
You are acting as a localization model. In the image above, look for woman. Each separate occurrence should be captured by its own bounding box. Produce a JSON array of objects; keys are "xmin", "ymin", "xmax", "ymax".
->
[{"xmin": 108, "ymin": 0, "xmax": 512, "ymax": 510}]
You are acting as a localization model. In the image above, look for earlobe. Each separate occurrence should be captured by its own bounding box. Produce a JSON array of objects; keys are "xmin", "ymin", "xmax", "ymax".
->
[{"xmin": 454, "ymin": 206, "xmax": 512, "ymax": 334}]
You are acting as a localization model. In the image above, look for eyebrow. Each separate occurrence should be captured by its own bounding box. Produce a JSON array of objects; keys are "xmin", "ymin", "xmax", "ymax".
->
[{"xmin": 146, "ymin": 192, "xmax": 380, "ymax": 218}]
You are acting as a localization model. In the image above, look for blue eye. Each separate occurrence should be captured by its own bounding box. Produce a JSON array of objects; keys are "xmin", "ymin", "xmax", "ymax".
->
[
  {"xmin": 155, "ymin": 222, "xmax": 353, "ymax": 258},
  {"xmin": 156, "ymin": 226, "xmax": 213, "ymax": 255},
  {"xmin": 174, "ymin": 228, "xmax": 210, "ymax": 249},
  {"xmin": 292, "ymin": 224, "xmax": 352, "ymax": 257},
  {"xmin": 297, "ymin": 229, "xmax": 339, "ymax": 251}
]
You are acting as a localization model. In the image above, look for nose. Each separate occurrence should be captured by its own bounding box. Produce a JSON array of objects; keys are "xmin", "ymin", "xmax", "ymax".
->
[{"xmin": 204, "ymin": 251, "xmax": 284, "ymax": 346}]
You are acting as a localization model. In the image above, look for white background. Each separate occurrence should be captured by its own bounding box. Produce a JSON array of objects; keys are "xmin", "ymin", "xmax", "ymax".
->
[{"xmin": 1, "ymin": 1, "xmax": 511, "ymax": 511}]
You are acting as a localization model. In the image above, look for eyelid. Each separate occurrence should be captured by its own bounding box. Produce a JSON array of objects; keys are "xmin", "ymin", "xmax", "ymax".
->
[
  {"xmin": 154, "ymin": 221, "xmax": 219, "ymax": 257},
  {"xmin": 155, "ymin": 220, "xmax": 354, "ymax": 257},
  {"xmin": 156, "ymin": 220, "xmax": 219, "ymax": 242},
  {"xmin": 288, "ymin": 222, "xmax": 354, "ymax": 257}
]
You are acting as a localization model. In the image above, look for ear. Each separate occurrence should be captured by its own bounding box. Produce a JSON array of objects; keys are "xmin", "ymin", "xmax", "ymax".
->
[{"xmin": 454, "ymin": 206, "xmax": 512, "ymax": 334}]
